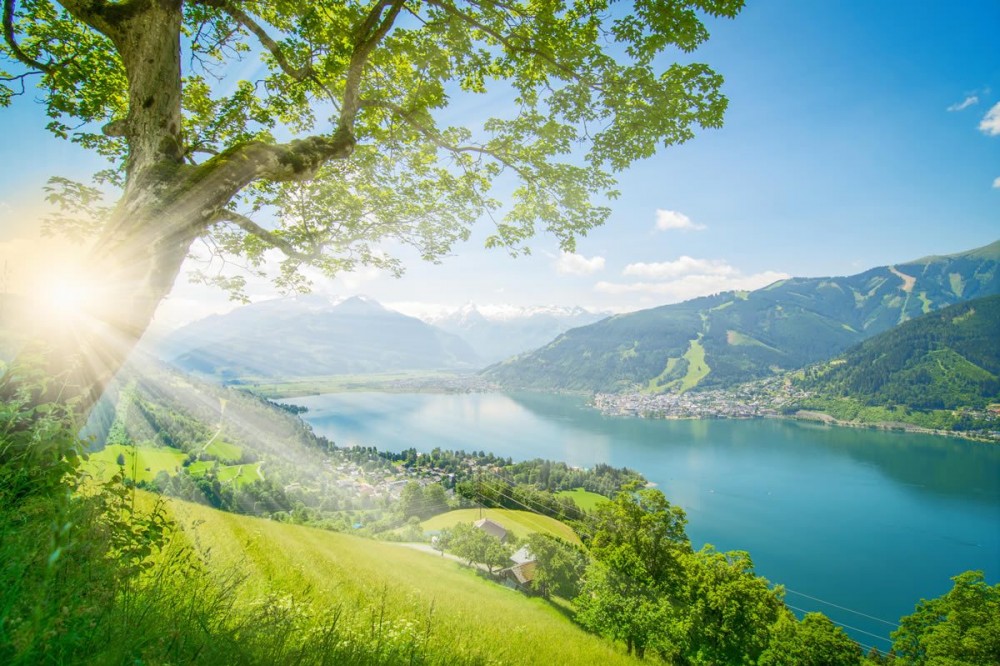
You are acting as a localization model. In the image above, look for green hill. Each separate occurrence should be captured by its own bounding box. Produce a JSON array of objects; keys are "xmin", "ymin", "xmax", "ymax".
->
[
  {"xmin": 164, "ymin": 496, "xmax": 637, "ymax": 665},
  {"xmin": 484, "ymin": 241, "xmax": 1000, "ymax": 393},
  {"xmin": 420, "ymin": 508, "xmax": 582, "ymax": 545},
  {"xmin": 797, "ymin": 295, "xmax": 1000, "ymax": 411}
]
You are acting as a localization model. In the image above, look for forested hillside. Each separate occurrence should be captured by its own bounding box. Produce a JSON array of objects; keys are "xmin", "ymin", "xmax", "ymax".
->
[
  {"xmin": 485, "ymin": 241, "xmax": 1000, "ymax": 393},
  {"xmin": 796, "ymin": 295, "xmax": 1000, "ymax": 411}
]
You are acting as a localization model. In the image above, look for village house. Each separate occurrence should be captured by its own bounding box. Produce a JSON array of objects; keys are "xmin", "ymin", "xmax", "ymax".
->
[{"xmin": 473, "ymin": 517, "xmax": 507, "ymax": 542}]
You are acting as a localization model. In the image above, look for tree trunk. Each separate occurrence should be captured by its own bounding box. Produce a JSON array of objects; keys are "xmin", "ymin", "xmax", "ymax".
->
[
  {"xmin": 3, "ymin": 194, "xmax": 196, "ymax": 422},
  {"xmin": 4, "ymin": 0, "xmax": 356, "ymax": 424}
]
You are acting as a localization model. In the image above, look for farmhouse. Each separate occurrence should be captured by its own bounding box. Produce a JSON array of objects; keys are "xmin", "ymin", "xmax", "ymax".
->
[{"xmin": 473, "ymin": 518, "xmax": 508, "ymax": 542}]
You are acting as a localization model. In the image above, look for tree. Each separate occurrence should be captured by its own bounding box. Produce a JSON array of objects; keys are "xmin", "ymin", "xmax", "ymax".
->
[
  {"xmin": 523, "ymin": 532, "xmax": 586, "ymax": 599},
  {"xmin": 1, "ymin": 0, "xmax": 743, "ymax": 419},
  {"xmin": 673, "ymin": 546, "xmax": 788, "ymax": 665},
  {"xmin": 890, "ymin": 570, "xmax": 1000, "ymax": 666},
  {"xmin": 575, "ymin": 486, "xmax": 691, "ymax": 657},
  {"xmin": 446, "ymin": 521, "xmax": 510, "ymax": 574},
  {"xmin": 397, "ymin": 480, "xmax": 424, "ymax": 519},
  {"xmin": 759, "ymin": 612, "xmax": 862, "ymax": 666}
]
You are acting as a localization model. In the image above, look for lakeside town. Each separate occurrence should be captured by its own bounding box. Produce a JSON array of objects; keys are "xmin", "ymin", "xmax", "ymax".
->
[{"xmin": 592, "ymin": 377, "xmax": 807, "ymax": 419}]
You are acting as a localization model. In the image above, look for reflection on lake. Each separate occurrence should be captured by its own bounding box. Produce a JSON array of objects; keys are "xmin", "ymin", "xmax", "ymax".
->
[{"xmin": 295, "ymin": 391, "xmax": 1000, "ymax": 647}]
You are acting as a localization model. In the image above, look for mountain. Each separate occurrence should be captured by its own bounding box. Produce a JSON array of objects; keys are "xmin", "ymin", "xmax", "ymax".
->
[
  {"xmin": 157, "ymin": 295, "xmax": 481, "ymax": 378},
  {"xmin": 428, "ymin": 304, "xmax": 608, "ymax": 363},
  {"xmin": 484, "ymin": 240, "xmax": 1000, "ymax": 393},
  {"xmin": 797, "ymin": 295, "xmax": 1000, "ymax": 411}
]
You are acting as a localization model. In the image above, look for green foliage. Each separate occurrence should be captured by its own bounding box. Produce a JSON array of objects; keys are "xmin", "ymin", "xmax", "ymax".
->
[
  {"xmin": 0, "ymin": 355, "xmax": 83, "ymax": 505},
  {"xmin": 398, "ymin": 480, "xmax": 450, "ymax": 520},
  {"xmin": 576, "ymin": 487, "xmax": 691, "ymax": 657},
  {"xmin": 523, "ymin": 533, "xmax": 587, "ymax": 599},
  {"xmin": 797, "ymin": 295, "xmax": 1000, "ymax": 412},
  {"xmin": 443, "ymin": 521, "xmax": 511, "ymax": 574},
  {"xmin": 669, "ymin": 547, "xmax": 786, "ymax": 665},
  {"xmin": 890, "ymin": 570, "xmax": 1000, "ymax": 666},
  {"xmin": 3, "ymin": 0, "xmax": 745, "ymax": 304},
  {"xmin": 760, "ymin": 612, "xmax": 863, "ymax": 666}
]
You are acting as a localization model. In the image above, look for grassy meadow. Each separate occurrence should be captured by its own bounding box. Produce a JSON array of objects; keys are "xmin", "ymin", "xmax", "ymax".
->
[
  {"xmin": 163, "ymin": 496, "xmax": 634, "ymax": 665},
  {"xmin": 84, "ymin": 443, "xmax": 188, "ymax": 483},
  {"xmin": 555, "ymin": 488, "xmax": 609, "ymax": 513},
  {"xmin": 420, "ymin": 508, "xmax": 582, "ymax": 546}
]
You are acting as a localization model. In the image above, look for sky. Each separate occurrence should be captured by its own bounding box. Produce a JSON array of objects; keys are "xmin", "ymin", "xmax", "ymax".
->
[{"xmin": 1, "ymin": 0, "xmax": 998, "ymax": 330}]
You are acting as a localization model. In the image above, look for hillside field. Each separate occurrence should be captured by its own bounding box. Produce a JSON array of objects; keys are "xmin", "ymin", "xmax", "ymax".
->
[
  {"xmin": 163, "ymin": 496, "xmax": 632, "ymax": 664},
  {"xmin": 420, "ymin": 508, "xmax": 582, "ymax": 545}
]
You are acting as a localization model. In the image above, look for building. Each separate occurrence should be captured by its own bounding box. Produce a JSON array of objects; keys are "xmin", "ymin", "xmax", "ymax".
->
[{"xmin": 473, "ymin": 517, "xmax": 507, "ymax": 542}]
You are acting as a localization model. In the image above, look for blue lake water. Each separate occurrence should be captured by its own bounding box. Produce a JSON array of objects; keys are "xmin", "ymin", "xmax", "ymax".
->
[{"xmin": 293, "ymin": 390, "xmax": 1000, "ymax": 650}]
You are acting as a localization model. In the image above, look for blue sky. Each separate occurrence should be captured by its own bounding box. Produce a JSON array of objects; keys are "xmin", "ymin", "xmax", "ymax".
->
[{"xmin": 1, "ymin": 0, "xmax": 998, "ymax": 327}]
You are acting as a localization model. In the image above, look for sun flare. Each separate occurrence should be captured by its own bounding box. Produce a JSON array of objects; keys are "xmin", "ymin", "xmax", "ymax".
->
[{"xmin": 38, "ymin": 272, "xmax": 99, "ymax": 321}]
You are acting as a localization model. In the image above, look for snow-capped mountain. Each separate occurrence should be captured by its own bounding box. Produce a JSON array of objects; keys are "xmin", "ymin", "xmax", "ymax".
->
[{"xmin": 427, "ymin": 303, "xmax": 609, "ymax": 363}]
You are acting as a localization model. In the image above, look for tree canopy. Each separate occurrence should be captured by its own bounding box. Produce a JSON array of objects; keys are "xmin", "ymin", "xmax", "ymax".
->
[{"xmin": 1, "ymin": 0, "xmax": 743, "ymax": 416}]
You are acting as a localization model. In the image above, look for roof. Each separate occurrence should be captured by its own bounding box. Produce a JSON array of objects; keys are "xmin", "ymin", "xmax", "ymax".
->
[
  {"xmin": 510, "ymin": 545, "xmax": 535, "ymax": 565},
  {"xmin": 507, "ymin": 561, "xmax": 537, "ymax": 585},
  {"xmin": 473, "ymin": 518, "xmax": 507, "ymax": 541}
]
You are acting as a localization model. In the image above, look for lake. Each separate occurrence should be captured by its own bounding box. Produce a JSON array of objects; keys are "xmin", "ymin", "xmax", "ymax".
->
[{"xmin": 293, "ymin": 390, "xmax": 1000, "ymax": 650}]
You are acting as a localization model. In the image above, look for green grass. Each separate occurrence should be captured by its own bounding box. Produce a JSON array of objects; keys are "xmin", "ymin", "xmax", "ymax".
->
[
  {"xmin": 420, "ymin": 508, "xmax": 582, "ymax": 546},
  {"xmin": 163, "ymin": 497, "xmax": 634, "ymax": 664},
  {"xmin": 85, "ymin": 444, "xmax": 188, "ymax": 483},
  {"xmin": 675, "ymin": 336, "xmax": 710, "ymax": 392},
  {"xmin": 726, "ymin": 330, "xmax": 782, "ymax": 352},
  {"xmin": 188, "ymin": 461, "xmax": 263, "ymax": 487},
  {"xmin": 555, "ymin": 488, "xmax": 609, "ymax": 513},
  {"xmin": 645, "ymin": 356, "xmax": 681, "ymax": 393},
  {"xmin": 203, "ymin": 438, "xmax": 243, "ymax": 462},
  {"xmin": 216, "ymin": 463, "xmax": 263, "ymax": 487}
]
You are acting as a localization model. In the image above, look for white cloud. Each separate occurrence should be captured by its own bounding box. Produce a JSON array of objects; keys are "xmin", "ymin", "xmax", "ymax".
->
[
  {"xmin": 596, "ymin": 269, "xmax": 790, "ymax": 303},
  {"xmin": 947, "ymin": 95, "xmax": 979, "ymax": 112},
  {"xmin": 623, "ymin": 256, "xmax": 737, "ymax": 280},
  {"xmin": 554, "ymin": 251, "xmax": 605, "ymax": 276},
  {"xmin": 654, "ymin": 209, "xmax": 706, "ymax": 232},
  {"xmin": 993, "ymin": 176, "xmax": 1000, "ymax": 189},
  {"xmin": 979, "ymin": 102, "xmax": 1000, "ymax": 136}
]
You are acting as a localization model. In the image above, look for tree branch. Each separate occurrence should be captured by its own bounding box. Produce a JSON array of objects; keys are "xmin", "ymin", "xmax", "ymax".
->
[
  {"xmin": 54, "ymin": 0, "xmax": 145, "ymax": 37},
  {"xmin": 3, "ymin": 0, "xmax": 73, "ymax": 73},
  {"xmin": 360, "ymin": 96, "xmax": 531, "ymax": 181},
  {"xmin": 196, "ymin": 0, "xmax": 313, "ymax": 82},
  {"xmin": 339, "ymin": 0, "xmax": 405, "ymax": 134},
  {"xmin": 423, "ymin": 0, "xmax": 604, "ymax": 92},
  {"xmin": 212, "ymin": 209, "xmax": 321, "ymax": 263}
]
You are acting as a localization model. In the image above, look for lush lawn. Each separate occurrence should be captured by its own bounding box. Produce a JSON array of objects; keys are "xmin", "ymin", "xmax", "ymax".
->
[
  {"xmin": 421, "ymin": 508, "xmax": 582, "ymax": 546},
  {"xmin": 162, "ymin": 496, "xmax": 636, "ymax": 665},
  {"xmin": 217, "ymin": 462, "xmax": 263, "ymax": 487},
  {"xmin": 203, "ymin": 438, "xmax": 243, "ymax": 462},
  {"xmin": 556, "ymin": 488, "xmax": 609, "ymax": 513},
  {"xmin": 85, "ymin": 444, "xmax": 188, "ymax": 483},
  {"xmin": 188, "ymin": 461, "xmax": 263, "ymax": 487}
]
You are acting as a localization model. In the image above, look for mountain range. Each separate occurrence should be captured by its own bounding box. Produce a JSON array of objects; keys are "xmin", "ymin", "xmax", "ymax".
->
[
  {"xmin": 158, "ymin": 295, "xmax": 481, "ymax": 378},
  {"xmin": 156, "ymin": 296, "xmax": 611, "ymax": 378},
  {"xmin": 484, "ymin": 240, "xmax": 1000, "ymax": 393},
  {"xmin": 428, "ymin": 304, "xmax": 607, "ymax": 363}
]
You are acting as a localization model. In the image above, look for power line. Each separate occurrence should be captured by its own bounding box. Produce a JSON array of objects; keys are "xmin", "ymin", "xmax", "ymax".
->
[
  {"xmin": 784, "ymin": 587, "xmax": 900, "ymax": 627},
  {"xmin": 786, "ymin": 603, "xmax": 892, "ymax": 644}
]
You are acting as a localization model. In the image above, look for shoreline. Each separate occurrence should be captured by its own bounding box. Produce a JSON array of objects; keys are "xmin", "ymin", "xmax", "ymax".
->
[{"xmin": 591, "ymin": 404, "xmax": 999, "ymax": 444}]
